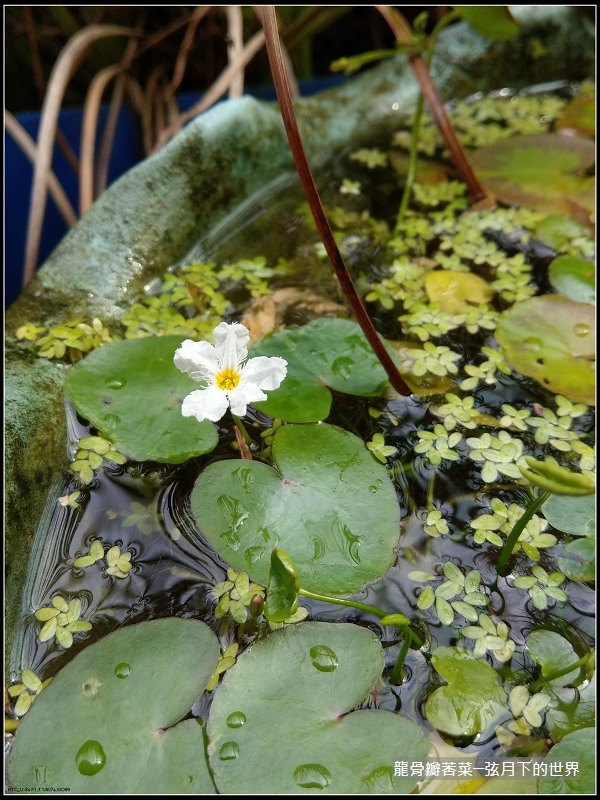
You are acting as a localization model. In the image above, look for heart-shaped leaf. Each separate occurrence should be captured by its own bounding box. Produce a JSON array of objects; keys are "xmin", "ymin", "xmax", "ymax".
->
[
  {"xmin": 495, "ymin": 295, "xmax": 595, "ymax": 404},
  {"xmin": 425, "ymin": 647, "xmax": 507, "ymax": 738},
  {"xmin": 539, "ymin": 728, "xmax": 595, "ymax": 794},
  {"xmin": 8, "ymin": 619, "xmax": 220, "ymax": 794},
  {"xmin": 190, "ymin": 423, "xmax": 400, "ymax": 595},
  {"xmin": 249, "ymin": 318, "xmax": 390, "ymax": 422},
  {"xmin": 469, "ymin": 133, "xmax": 595, "ymax": 218},
  {"xmin": 63, "ymin": 336, "xmax": 218, "ymax": 462},
  {"xmin": 543, "ymin": 493, "xmax": 595, "ymax": 538},
  {"xmin": 206, "ymin": 621, "xmax": 429, "ymax": 794}
]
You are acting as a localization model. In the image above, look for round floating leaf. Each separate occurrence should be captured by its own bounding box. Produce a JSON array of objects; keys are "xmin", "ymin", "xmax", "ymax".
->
[
  {"xmin": 63, "ymin": 336, "xmax": 218, "ymax": 463},
  {"xmin": 207, "ymin": 621, "xmax": 428, "ymax": 794},
  {"xmin": 558, "ymin": 538, "xmax": 595, "ymax": 582},
  {"xmin": 539, "ymin": 728, "xmax": 595, "ymax": 794},
  {"xmin": 425, "ymin": 647, "xmax": 507, "ymax": 738},
  {"xmin": 469, "ymin": 134, "xmax": 595, "ymax": 218},
  {"xmin": 548, "ymin": 256, "xmax": 595, "ymax": 304},
  {"xmin": 543, "ymin": 493, "xmax": 595, "ymax": 538},
  {"xmin": 526, "ymin": 631, "xmax": 581, "ymax": 688},
  {"xmin": 495, "ymin": 295, "xmax": 595, "ymax": 404},
  {"xmin": 190, "ymin": 423, "xmax": 400, "ymax": 595},
  {"xmin": 8, "ymin": 619, "xmax": 220, "ymax": 794},
  {"xmin": 249, "ymin": 318, "xmax": 389, "ymax": 422}
]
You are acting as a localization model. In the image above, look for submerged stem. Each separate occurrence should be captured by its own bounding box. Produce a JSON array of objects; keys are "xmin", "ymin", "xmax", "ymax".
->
[
  {"xmin": 259, "ymin": 6, "xmax": 411, "ymax": 397},
  {"xmin": 495, "ymin": 491, "xmax": 551, "ymax": 576},
  {"xmin": 376, "ymin": 5, "xmax": 487, "ymax": 204}
]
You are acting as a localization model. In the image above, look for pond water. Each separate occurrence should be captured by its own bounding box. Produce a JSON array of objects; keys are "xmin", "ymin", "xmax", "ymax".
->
[{"xmin": 7, "ymin": 79, "xmax": 595, "ymax": 791}]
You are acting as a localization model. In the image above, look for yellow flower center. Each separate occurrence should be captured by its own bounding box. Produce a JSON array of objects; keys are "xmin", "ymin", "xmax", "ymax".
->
[{"xmin": 215, "ymin": 367, "xmax": 241, "ymax": 392}]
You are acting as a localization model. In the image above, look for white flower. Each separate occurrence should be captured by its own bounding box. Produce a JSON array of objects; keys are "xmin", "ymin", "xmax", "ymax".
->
[{"xmin": 174, "ymin": 322, "xmax": 287, "ymax": 422}]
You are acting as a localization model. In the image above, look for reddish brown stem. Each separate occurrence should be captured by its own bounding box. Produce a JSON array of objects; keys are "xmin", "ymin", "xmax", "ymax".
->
[
  {"xmin": 260, "ymin": 6, "xmax": 411, "ymax": 397},
  {"xmin": 376, "ymin": 5, "xmax": 487, "ymax": 204}
]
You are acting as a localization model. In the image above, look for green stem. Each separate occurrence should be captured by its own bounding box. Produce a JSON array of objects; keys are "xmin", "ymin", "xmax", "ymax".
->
[
  {"xmin": 395, "ymin": 90, "xmax": 426, "ymax": 224},
  {"xmin": 298, "ymin": 588, "xmax": 424, "ymax": 649},
  {"xmin": 395, "ymin": 13, "xmax": 459, "ymax": 224},
  {"xmin": 260, "ymin": 6, "xmax": 412, "ymax": 397},
  {"xmin": 495, "ymin": 491, "xmax": 550, "ymax": 576},
  {"xmin": 389, "ymin": 630, "xmax": 412, "ymax": 685},
  {"xmin": 231, "ymin": 413, "xmax": 252, "ymax": 444},
  {"xmin": 529, "ymin": 655, "xmax": 590, "ymax": 693}
]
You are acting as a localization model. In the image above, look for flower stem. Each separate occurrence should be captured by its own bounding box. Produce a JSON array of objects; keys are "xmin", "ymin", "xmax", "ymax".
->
[
  {"xmin": 395, "ymin": 12, "xmax": 456, "ymax": 224},
  {"xmin": 259, "ymin": 6, "xmax": 412, "ymax": 398},
  {"xmin": 231, "ymin": 413, "xmax": 253, "ymax": 459},
  {"xmin": 298, "ymin": 588, "xmax": 424, "ymax": 649},
  {"xmin": 389, "ymin": 629, "xmax": 412, "ymax": 685},
  {"xmin": 376, "ymin": 5, "xmax": 487, "ymax": 203},
  {"xmin": 495, "ymin": 491, "xmax": 551, "ymax": 576},
  {"xmin": 529, "ymin": 654, "xmax": 591, "ymax": 693}
]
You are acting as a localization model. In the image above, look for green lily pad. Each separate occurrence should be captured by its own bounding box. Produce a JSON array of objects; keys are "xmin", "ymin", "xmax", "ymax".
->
[
  {"xmin": 249, "ymin": 318, "xmax": 389, "ymax": 422},
  {"xmin": 543, "ymin": 493, "xmax": 595, "ymax": 538},
  {"xmin": 469, "ymin": 134, "xmax": 595, "ymax": 218},
  {"xmin": 558, "ymin": 537, "xmax": 595, "ymax": 582},
  {"xmin": 63, "ymin": 336, "xmax": 218, "ymax": 462},
  {"xmin": 544, "ymin": 493, "xmax": 595, "ymax": 581},
  {"xmin": 8, "ymin": 619, "xmax": 220, "ymax": 794},
  {"xmin": 207, "ymin": 621, "xmax": 429, "ymax": 794},
  {"xmin": 495, "ymin": 295, "xmax": 595, "ymax": 404},
  {"xmin": 425, "ymin": 647, "xmax": 507, "ymax": 738},
  {"xmin": 539, "ymin": 728, "xmax": 595, "ymax": 794},
  {"xmin": 548, "ymin": 256, "xmax": 595, "ymax": 303},
  {"xmin": 526, "ymin": 631, "xmax": 581, "ymax": 688},
  {"xmin": 190, "ymin": 423, "xmax": 400, "ymax": 595}
]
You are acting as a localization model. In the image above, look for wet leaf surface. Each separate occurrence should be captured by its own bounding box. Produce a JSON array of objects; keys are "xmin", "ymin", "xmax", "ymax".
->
[
  {"xmin": 191, "ymin": 423, "xmax": 400, "ymax": 595},
  {"xmin": 207, "ymin": 621, "xmax": 429, "ymax": 794}
]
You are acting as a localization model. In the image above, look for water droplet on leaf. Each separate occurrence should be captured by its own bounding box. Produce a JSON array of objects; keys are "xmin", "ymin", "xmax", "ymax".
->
[
  {"xmin": 523, "ymin": 337, "xmax": 543, "ymax": 352},
  {"xmin": 218, "ymin": 741, "xmax": 240, "ymax": 760},
  {"xmin": 293, "ymin": 763, "xmax": 332, "ymax": 789},
  {"xmin": 226, "ymin": 711, "xmax": 247, "ymax": 728},
  {"xmin": 76, "ymin": 740, "xmax": 106, "ymax": 776},
  {"xmin": 363, "ymin": 766, "xmax": 394, "ymax": 791},
  {"xmin": 573, "ymin": 323, "xmax": 590, "ymax": 337},
  {"xmin": 331, "ymin": 356, "xmax": 354, "ymax": 379},
  {"xmin": 105, "ymin": 378, "xmax": 126, "ymax": 389},
  {"xmin": 114, "ymin": 662, "xmax": 131, "ymax": 678},
  {"xmin": 309, "ymin": 645, "xmax": 338, "ymax": 672}
]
